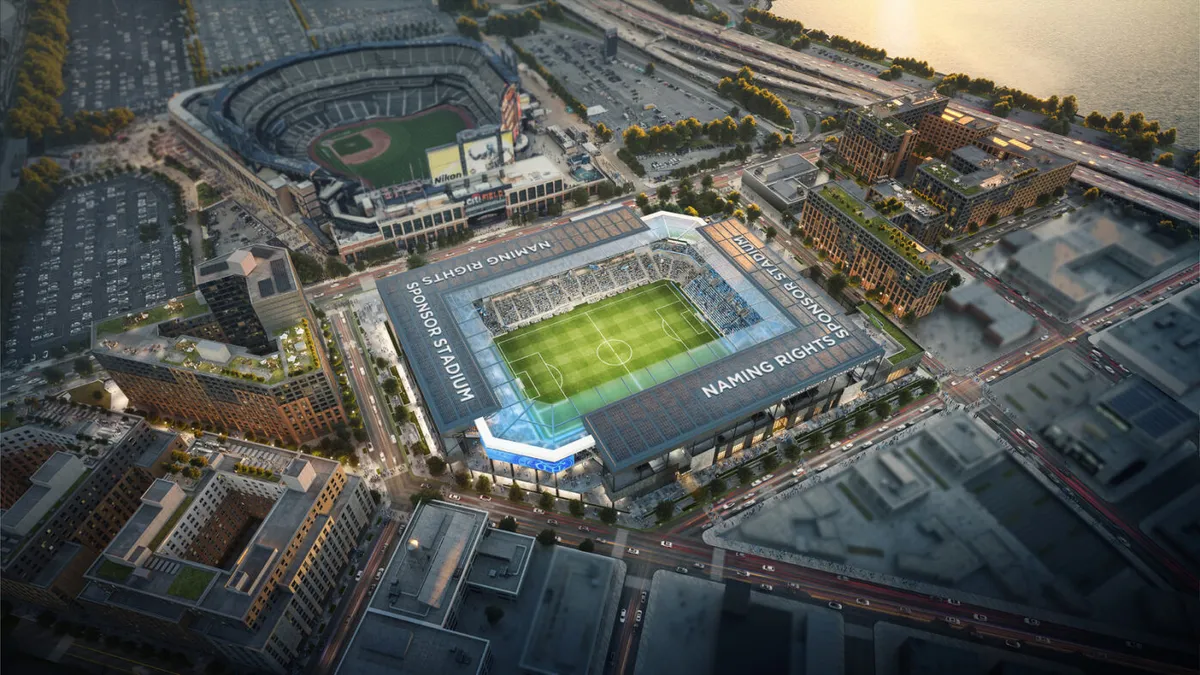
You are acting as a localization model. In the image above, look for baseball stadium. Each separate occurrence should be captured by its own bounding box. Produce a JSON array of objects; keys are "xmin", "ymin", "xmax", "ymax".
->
[
  {"xmin": 378, "ymin": 206, "xmax": 891, "ymax": 499},
  {"xmin": 205, "ymin": 38, "xmax": 520, "ymax": 186}
]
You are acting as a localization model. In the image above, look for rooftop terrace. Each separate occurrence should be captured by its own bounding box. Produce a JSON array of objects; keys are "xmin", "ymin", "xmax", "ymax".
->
[
  {"xmin": 95, "ymin": 294, "xmax": 208, "ymax": 337},
  {"xmin": 820, "ymin": 183, "xmax": 942, "ymax": 275}
]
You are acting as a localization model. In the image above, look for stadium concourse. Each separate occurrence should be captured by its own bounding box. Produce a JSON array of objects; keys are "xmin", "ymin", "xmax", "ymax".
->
[{"xmin": 378, "ymin": 205, "xmax": 902, "ymax": 502}]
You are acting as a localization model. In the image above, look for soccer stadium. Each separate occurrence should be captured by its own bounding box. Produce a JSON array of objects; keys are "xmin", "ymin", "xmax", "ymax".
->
[{"xmin": 379, "ymin": 206, "xmax": 893, "ymax": 499}]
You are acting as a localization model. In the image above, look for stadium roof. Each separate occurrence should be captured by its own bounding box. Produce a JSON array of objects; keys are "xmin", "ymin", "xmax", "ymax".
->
[{"xmin": 378, "ymin": 207, "xmax": 883, "ymax": 472}]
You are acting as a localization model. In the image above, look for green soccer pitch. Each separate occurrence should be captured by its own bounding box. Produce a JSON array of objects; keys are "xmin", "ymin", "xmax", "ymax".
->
[{"xmin": 495, "ymin": 280, "xmax": 725, "ymax": 406}]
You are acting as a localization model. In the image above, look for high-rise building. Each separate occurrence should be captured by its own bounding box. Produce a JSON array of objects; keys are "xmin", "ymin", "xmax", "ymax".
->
[
  {"xmin": 79, "ymin": 442, "xmax": 373, "ymax": 674},
  {"xmin": 913, "ymin": 107, "xmax": 997, "ymax": 160},
  {"xmin": 799, "ymin": 180, "xmax": 953, "ymax": 318},
  {"xmin": 1, "ymin": 407, "xmax": 182, "ymax": 611},
  {"xmin": 93, "ymin": 246, "xmax": 345, "ymax": 444},
  {"xmin": 863, "ymin": 180, "xmax": 949, "ymax": 247},
  {"xmin": 912, "ymin": 135, "xmax": 1076, "ymax": 235},
  {"xmin": 834, "ymin": 92, "xmax": 948, "ymax": 181}
]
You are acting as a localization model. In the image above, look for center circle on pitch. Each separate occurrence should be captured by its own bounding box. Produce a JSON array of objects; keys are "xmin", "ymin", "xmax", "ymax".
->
[{"xmin": 596, "ymin": 339, "xmax": 633, "ymax": 367}]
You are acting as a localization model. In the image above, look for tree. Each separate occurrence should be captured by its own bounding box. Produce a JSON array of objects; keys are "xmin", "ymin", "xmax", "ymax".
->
[
  {"xmin": 43, "ymin": 366, "xmax": 63, "ymax": 384},
  {"xmin": 763, "ymin": 131, "xmax": 783, "ymax": 153},
  {"xmin": 1155, "ymin": 152, "xmax": 1175, "ymax": 167},
  {"xmin": 644, "ymin": 62, "xmax": 656, "ymax": 76},
  {"xmin": 508, "ymin": 482, "xmax": 525, "ymax": 502},
  {"xmin": 737, "ymin": 115, "xmax": 758, "ymax": 142},
  {"xmin": 597, "ymin": 180, "xmax": 618, "ymax": 199},
  {"xmin": 854, "ymin": 409, "xmax": 871, "ymax": 429},
  {"xmin": 940, "ymin": 243, "xmax": 956, "ymax": 257},
  {"xmin": 1157, "ymin": 127, "xmax": 1177, "ymax": 146},
  {"xmin": 577, "ymin": 538, "xmax": 595, "ymax": 553},
  {"xmin": 745, "ymin": 203, "xmax": 762, "ymax": 224},
  {"xmin": 571, "ymin": 187, "xmax": 590, "ymax": 207},
  {"xmin": 73, "ymin": 356, "xmax": 92, "ymax": 376},
  {"xmin": 475, "ymin": 475, "xmax": 492, "ymax": 494},
  {"xmin": 426, "ymin": 455, "xmax": 447, "ymax": 476},
  {"xmin": 701, "ymin": 174, "xmax": 714, "ymax": 190},
  {"xmin": 407, "ymin": 253, "xmax": 426, "ymax": 269},
  {"xmin": 537, "ymin": 528, "xmax": 557, "ymax": 546},
  {"xmin": 569, "ymin": 498, "xmax": 584, "ymax": 517},
  {"xmin": 1083, "ymin": 187, "xmax": 1101, "ymax": 203},
  {"xmin": 635, "ymin": 192, "xmax": 650, "ymax": 212},
  {"xmin": 600, "ymin": 506, "xmax": 618, "ymax": 524},
  {"xmin": 1084, "ymin": 111, "xmax": 1107, "ymax": 129},
  {"xmin": 762, "ymin": 453, "xmax": 779, "ymax": 472},
  {"xmin": 737, "ymin": 466, "xmax": 753, "ymax": 485},
  {"xmin": 498, "ymin": 515, "xmax": 518, "ymax": 532},
  {"xmin": 539, "ymin": 490, "xmax": 556, "ymax": 510},
  {"xmin": 826, "ymin": 273, "xmax": 847, "ymax": 298},
  {"xmin": 764, "ymin": 225, "xmax": 777, "ymax": 240},
  {"xmin": 654, "ymin": 500, "xmax": 675, "ymax": 522},
  {"xmin": 454, "ymin": 471, "xmax": 470, "ymax": 488},
  {"xmin": 410, "ymin": 487, "xmax": 441, "ymax": 507},
  {"xmin": 456, "ymin": 16, "xmax": 482, "ymax": 40},
  {"xmin": 656, "ymin": 184, "xmax": 673, "ymax": 203},
  {"xmin": 382, "ymin": 378, "xmax": 400, "ymax": 395},
  {"xmin": 809, "ymin": 430, "xmax": 827, "ymax": 450},
  {"xmin": 709, "ymin": 476, "xmax": 727, "ymax": 497},
  {"xmin": 290, "ymin": 251, "xmax": 325, "ymax": 284},
  {"xmin": 875, "ymin": 400, "xmax": 892, "ymax": 419},
  {"xmin": 485, "ymin": 605, "xmax": 505, "ymax": 625},
  {"xmin": 830, "ymin": 420, "xmax": 847, "ymax": 439},
  {"xmin": 325, "ymin": 256, "xmax": 352, "ymax": 278}
]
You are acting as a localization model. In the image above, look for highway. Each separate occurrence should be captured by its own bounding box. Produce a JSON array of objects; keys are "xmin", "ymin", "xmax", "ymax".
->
[{"xmin": 329, "ymin": 310, "xmax": 404, "ymax": 475}]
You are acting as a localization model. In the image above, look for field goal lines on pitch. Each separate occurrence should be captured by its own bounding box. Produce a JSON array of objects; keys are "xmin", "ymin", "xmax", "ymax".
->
[{"xmin": 656, "ymin": 299, "xmax": 710, "ymax": 345}]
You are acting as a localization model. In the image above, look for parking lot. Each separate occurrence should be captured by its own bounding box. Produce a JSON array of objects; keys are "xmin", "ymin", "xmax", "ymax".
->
[
  {"xmin": 194, "ymin": 0, "xmax": 312, "ymax": 73},
  {"xmin": 299, "ymin": 0, "xmax": 448, "ymax": 47},
  {"xmin": 205, "ymin": 200, "xmax": 278, "ymax": 258},
  {"xmin": 4, "ymin": 176, "xmax": 188, "ymax": 363},
  {"xmin": 63, "ymin": 0, "xmax": 193, "ymax": 115},
  {"xmin": 516, "ymin": 28, "xmax": 733, "ymax": 146}
]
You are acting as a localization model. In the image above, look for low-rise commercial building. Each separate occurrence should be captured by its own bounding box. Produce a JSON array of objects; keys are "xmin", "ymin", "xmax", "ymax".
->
[
  {"xmin": 742, "ymin": 153, "xmax": 821, "ymax": 213},
  {"xmin": 800, "ymin": 181, "xmax": 953, "ymax": 318},
  {"xmin": 79, "ymin": 443, "xmax": 373, "ymax": 673},
  {"xmin": 912, "ymin": 136, "xmax": 1076, "ymax": 235},
  {"xmin": 944, "ymin": 283, "xmax": 1036, "ymax": 347}
]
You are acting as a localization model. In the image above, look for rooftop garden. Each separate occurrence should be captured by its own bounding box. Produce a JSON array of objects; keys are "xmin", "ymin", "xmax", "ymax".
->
[
  {"xmin": 167, "ymin": 566, "xmax": 215, "ymax": 601},
  {"xmin": 233, "ymin": 463, "xmax": 280, "ymax": 482},
  {"xmin": 96, "ymin": 295, "xmax": 207, "ymax": 337},
  {"xmin": 859, "ymin": 303, "xmax": 922, "ymax": 365},
  {"xmin": 921, "ymin": 162, "xmax": 983, "ymax": 195},
  {"xmin": 855, "ymin": 107, "xmax": 911, "ymax": 138},
  {"xmin": 96, "ymin": 559, "xmax": 136, "ymax": 582},
  {"xmin": 163, "ymin": 339, "xmax": 286, "ymax": 384},
  {"xmin": 820, "ymin": 185, "xmax": 936, "ymax": 275},
  {"xmin": 278, "ymin": 319, "xmax": 317, "ymax": 377}
]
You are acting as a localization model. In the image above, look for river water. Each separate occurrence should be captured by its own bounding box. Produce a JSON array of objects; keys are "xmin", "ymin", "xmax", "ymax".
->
[{"xmin": 771, "ymin": 0, "xmax": 1200, "ymax": 145}]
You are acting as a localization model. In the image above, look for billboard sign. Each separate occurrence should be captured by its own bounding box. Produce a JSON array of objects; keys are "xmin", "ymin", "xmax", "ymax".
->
[
  {"xmin": 501, "ymin": 83, "xmax": 521, "ymax": 140},
  {"xmin": 485, "ymin": 446, "xmax": 575, "ymax": 473},
  {"xmin": 464, "ymin": 187, "xmax": 508, "ymax": 217},
  {"xmin": 426, "ymin": 143, "xmax": 464, "ymax": 184}
]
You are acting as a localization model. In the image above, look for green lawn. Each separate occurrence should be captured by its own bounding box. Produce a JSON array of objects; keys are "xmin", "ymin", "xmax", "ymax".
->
[
  {"xmin": 311, "ymin": 109, "xmax": 470, "ymax": 188},
  {"xmin": 67, "ymin": 380, "xmax": 110, "ymax": 408},
  {"xmin": 96, "ymin": 559, "xmax": 135, "ymax": 582},
  {"xmin": 857, "ymin": 303, "xmax": 922, "ymax": 365},
  {"xmin": 167, "ymin": 566, "xmax": 215, "ymax": 600},
  {"xmin": 496, "ymin": 280, "xmax": 722, "ymax": 405}
]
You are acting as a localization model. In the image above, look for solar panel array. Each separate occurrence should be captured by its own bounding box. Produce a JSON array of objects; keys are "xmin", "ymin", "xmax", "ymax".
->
[
  {"xmin": 1103, "ymin": 377, "xmax": 1194, "ymax": 443},
  {"xmin": 199, "ymin": 261, "xmax": 229, "ymax": 277},
  {"xmin": 270, "ymin": 258, "xmax": 293, "ymax": 293}
]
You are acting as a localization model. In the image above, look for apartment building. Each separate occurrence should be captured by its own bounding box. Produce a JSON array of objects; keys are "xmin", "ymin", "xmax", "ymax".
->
[
  {"xmin": 79, "ymin": 443, "xmax": 374, "ymax": 673},
  {"xmin": 914, "ymin": 107, "xmax": 998, "ymax": 160},
  {"xmin": 912, "ymin": 135, "xmax": 1077, "ymax": 235},
  {"xmin": 800, "ymin": 180, "xmax": 953, "ymax": 318},
  {"xmin": 834, "ymin": 92, "xmax": 948, "ymax": 181}
]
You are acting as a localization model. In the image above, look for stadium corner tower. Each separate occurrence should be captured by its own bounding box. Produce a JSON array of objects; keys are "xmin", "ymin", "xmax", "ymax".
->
[{"xmin": 379, "ymin": 206, "xmax": 889, "ymax": 499}]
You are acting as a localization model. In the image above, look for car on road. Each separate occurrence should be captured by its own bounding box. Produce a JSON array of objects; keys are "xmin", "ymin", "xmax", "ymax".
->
[
  {"xmin": 660, "ymin": 541, "xmax": 673, "ymax": 548},
  {"xmin": 816, "ymin": 463, "xmax": 829, "ymax": 472},
  {"xmin": 734, "ymin": 570, "xmax": 750, "ymax": 578},
  {"xmin": 635, "ymin": 610, "xmax": 643, "ymax": 624},
  {"xmin": 640, "ymin": 591, "xmax": 647, "ymax": 604},
  {"xmin": 479, "ymin": 495, "xmax": 492, "ymax": 502},
  {"xmin": 533, "ymin": 508, "xmax": 544, "ymax": 514},
  {"xmin": 675, "ymin": 566, "xmax": 689, "ymax": 574},
  {"xmin": 1023, "ymin": 617, "xmax": 1041, "ymax": 626},
  {"xmin": 827, "ymin": 601, "xmax": 842, "ymax": 610},
  {"xmin": 447, "ymin": 493, "xmax": 461, "ymax": 501},
  {"xmin": 619, "ymin": 609, "xmax": 626, "ymax": 623},
  {"xmin": 693, "ymin": 562, "xmax": 706, "ymax": 569},
  {"xmin": 973, "ymin": 613, "xmax": 988, "ymax": 622},
  {"xmin": 920, "ymin": 405, "xmax": 930, "ymax": 412},
  {"xmin": 762, "ymin": 565, "xmax": 775, "ymax": 572},
  {"xmin": 946, "ymin": 598, "xmax": 961, "ymax": 606},
  {"xmin": 355, "ymin": 570, "xmax": 363, "ymax": 581},
  {"xmin": 762, "ymin": 474, "xmax": 775, "ymax": 481},
  {"xmin": 1125, "ymin": 640, "xmax": 1142, "ymax": 650},
  {"xmin": 742, "ymin": 492, "xmax": 757, "ymax": 500},
  {"xmin": 986, "ymin": 375, "xmax": 996, "ymax": 383},
  {"xmin": 944, "ymin": 616, "xmax": 961, "ymax": 625},
  {"xmin": 734, "ymin": 552, "xmax": 747, "ymax": 558},
  {"xmin": 1015, "ymin": 428, "xmax": 1026, "ymax": 437},
  {"xmin": 578, "ymin": 525, "xmax": 590, "ymax": 532},
  {"xmin": 1040, "ymin": 334, "xmax": 1049, "ymax": 341},
  {"xmin": 878, "ymin": 425, "xmax": 889, "ymax": 432},
  {"xmin": 1005, "ymin": 639, "xmax": 1021, "ymax": 649},
  {"xmin": 1034, "ymin": 635, "xmax": 1051, "ymax": 645},
  {"xmin": 855, "ymin": 598, "xmax": 870, "ymax": 606},
  {"xmin": 627, "ymin": 548, "xmax": 640, "ymax": 555},
  {"xmin": 420, "ymin": 483, "xmax": 431, "ymax": 489},
  {"xmin": 751, "ymin": 478, "xmax": 764, "ymax": 487},
  {"xmin": 547, "ymin": 518, "xmax": 558, "ymax": 525},
  {"xmin": 1105, "ymin": 306, "xmax": 1114, "ymax": 311},
  {"xmin": 1067, "ymin": 337, "xmax": 1077, "ymax": 342},
  {"xmin": 791, "ymin": 467, "xmax": 806, "ymax": 477},
  {"xmin": 759, "ymin": 584, "xmax": 773, "ymax": 592}
]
